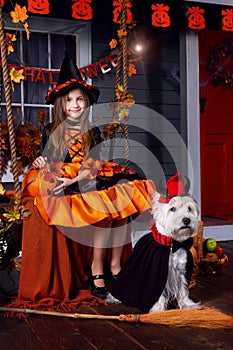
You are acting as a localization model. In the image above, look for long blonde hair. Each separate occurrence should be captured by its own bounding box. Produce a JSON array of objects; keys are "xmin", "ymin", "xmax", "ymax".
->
[{"xmin": 47, "ymin": 89, "xmax": 95, "ymax": 161}]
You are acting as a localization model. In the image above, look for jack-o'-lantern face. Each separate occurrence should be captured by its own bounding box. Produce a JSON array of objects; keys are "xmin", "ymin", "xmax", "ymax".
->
[
  {"xmin": 72, "ymin": 1, "xmax": 92, "ymax": 20},
  {"xmin": 151, "ymin": 4, "xmax": 170, "ymax": 28},
  {"xmin": 22, "ymin": 167, "xmax": 60, "ymax": 197},
  {"xmin": 187, "ymin": 7, "xmax": 205, "ymax": 30},
  {"xmin": 222, "ymin": 17, "xmax": 233, "ymax": 31},
  {"xmin": 222, "ymin": 10, "xmax": 233, "ymax": 31},
  {"xmin": 152, "ymin": 12, "xmax": 170, "ymax": 27},
  {"xmin": 28, "ymin": 0, "xmax": 50, "ymax": 14},
  {"xmin": 112, "ymin": 1, "xmax": 133, "ymax": 24},
  {"xmin": 189, "ymin": 14, "xmax": 205, "ymax": 29}
]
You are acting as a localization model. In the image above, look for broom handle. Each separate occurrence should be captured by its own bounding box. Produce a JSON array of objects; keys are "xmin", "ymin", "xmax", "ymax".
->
[
  {"xmin": 2, "ymin": 306, "xmax": 232, "ymax": 327},
  {"xmin": 0, "ymin": 307, "xmax": 122, "ymax": 320}
]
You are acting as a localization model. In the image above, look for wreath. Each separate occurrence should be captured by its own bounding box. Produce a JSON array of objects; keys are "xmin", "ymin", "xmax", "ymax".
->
[{"xmin": 207, "ymin": 41, "xmax": 233, "ymax": 88}]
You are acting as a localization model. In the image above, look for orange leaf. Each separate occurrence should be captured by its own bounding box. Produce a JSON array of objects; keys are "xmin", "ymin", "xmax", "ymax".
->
[
  {"xmin": 117, "ymin": 29, "xmax": 127, "ymax": 38},
  {"xmin": 109, "ymin": 39, "xmax": 118, "ymax": 49},
  {"xmin": 24, "ymin": 22, "xmax": 30, "ymax": 40},
  {"xmin": 6, "ymin": 33, "xmax": 17, "ymax": 55},
  {"xmin": 128, "ymin": 62, "xmax": 136, "ymax": 77},
  {"xmin": 10, "ymin": 4, "xmax": 28, "ymax": 24},
  {"xmin": 10, "ymin": 67, "xmax": 24, "ymax": 84}
]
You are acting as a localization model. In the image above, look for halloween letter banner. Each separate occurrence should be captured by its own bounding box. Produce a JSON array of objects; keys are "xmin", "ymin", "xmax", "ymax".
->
[{"xmin": 0, "ymin": 54, "xmax": 118, "ymax": 85}]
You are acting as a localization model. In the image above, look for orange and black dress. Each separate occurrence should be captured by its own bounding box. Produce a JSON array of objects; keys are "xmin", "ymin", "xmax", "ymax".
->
[
  {"xmin": 23, "ymin": 122, "xmax": 156, "ymax": 229},
  {"xmin": 5, "ymin": 122, "xmax": 155, "ymax": 316}
]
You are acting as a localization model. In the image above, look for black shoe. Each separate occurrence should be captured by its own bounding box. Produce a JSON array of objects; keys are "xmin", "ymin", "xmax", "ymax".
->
[
  {"xmin": 90, "ymin": 274, "xmax": 107, "ymax": 299},
  {"xmin": 111, "ymin": 272, "xmax": 119, "ymax": 281}
]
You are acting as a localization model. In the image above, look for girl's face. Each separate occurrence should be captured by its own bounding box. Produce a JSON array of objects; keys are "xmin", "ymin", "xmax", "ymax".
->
[{"xmin": 65, "ymin": 88, "xmax": 87, "ymax": 122}]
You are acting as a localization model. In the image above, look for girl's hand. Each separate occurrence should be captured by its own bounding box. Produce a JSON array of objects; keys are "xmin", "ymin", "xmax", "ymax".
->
[
  {"xmin": 53, "ymin": 176, "xmax": 73, "ymax": 195},
  {"xmin": 53, "ymin": 170, "xmax": 91, "ymax": 195},
  {"xmin": 32, "ymin": 156, "xmax": 47, "ymax": 169}
]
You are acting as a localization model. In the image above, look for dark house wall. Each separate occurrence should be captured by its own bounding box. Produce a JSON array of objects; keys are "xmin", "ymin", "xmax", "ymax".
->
[
  {"xmin": 2, "ymin": 0, "xmax": 182, "ymax": 185},
  {"xmin": 91, "ymin": 0, "xmax": 181, "ymax": 184}
]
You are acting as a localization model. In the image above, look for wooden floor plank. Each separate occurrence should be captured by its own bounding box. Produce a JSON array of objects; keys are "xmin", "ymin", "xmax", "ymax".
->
[
  {"xmin": 67, "ymin": 308, "xmax": 148, "ymax": 350},
  {"xmin": 25, "ymin": 316, "xmax": 100, "ymax": 350},
  {"xmin": 0, "ymin": 240, "xmax": 232, "ymax": 350},
  {"xmin": 82, "ymin": 304, "xmax": 233, "ymax": 350},
  {"xmin": 0, "ymin": 315, "xmax": 43, "ymax": 350}
]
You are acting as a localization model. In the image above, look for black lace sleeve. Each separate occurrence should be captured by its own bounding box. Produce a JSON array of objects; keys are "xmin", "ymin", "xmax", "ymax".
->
[
  {"xmin": 40, "ymin": 123, "xmax": 54, "ymax": 157},
  {"xmin": 91, "ymin": 126, "xmax": 102, "ymax": 146}
]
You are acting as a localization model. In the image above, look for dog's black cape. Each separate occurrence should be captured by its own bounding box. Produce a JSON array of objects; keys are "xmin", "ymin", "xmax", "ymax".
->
[{"xmin": 110, "ymin": 233, "xmax": 193, "ymax": 313}]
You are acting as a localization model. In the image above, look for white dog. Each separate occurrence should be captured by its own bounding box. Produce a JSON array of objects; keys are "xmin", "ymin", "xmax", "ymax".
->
[
  {"xmin": 108, "ymin": 194, "xmax": 201, "ymax": 313},
  {"xmin": 149, "ymin": 194, "xmax": 200, "ymax": 312}
]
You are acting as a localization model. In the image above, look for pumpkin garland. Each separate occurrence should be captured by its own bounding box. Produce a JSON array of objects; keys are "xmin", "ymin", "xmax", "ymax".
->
[{"xmin": 0, "ymin": 1, "xmax": 233, "ymax": 31}]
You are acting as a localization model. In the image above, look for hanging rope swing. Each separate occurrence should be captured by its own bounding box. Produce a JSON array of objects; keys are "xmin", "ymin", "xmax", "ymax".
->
[
  {"xmin": 0, "ymin": 4, "xmax": 20, "ymax": 197},
  {"xmin": 112, "ymin": 0, "xmax": 130, "ymax": 168}
]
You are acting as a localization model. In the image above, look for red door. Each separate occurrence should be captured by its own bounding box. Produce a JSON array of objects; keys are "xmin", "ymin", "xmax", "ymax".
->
[{"xmin": 199, "ymin": 30, "xmax": 233, "ymax": 219}]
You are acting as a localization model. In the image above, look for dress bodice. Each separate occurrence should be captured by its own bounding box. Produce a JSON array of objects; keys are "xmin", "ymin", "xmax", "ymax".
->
[
  {"xmin": 64, "ymin": 127, "xmax": 85, "ymax": 164},
  {"xmin": 41, "ymin": 122, "xmax": 102, "ymax": 164}
]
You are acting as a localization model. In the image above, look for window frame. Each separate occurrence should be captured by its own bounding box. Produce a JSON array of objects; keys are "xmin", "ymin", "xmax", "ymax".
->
[
  {"xmin": 2, "ymin": 14, "xmax": 92, "ymax": 123},
  {"xmin": 184, "ymin": 0, "xmax": 233, "ymax": 4},
  {"xmin": 1, "ymin": 14, "xmax": 92, "ymax": 182}
]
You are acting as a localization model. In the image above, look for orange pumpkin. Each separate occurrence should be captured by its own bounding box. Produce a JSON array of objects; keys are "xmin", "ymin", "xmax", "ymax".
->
[
  {"xmin": 22, "ymin": 168, "xmax": 58, "ymax": 197},
  {"xmin": 22, "ymin": 169, "xmax": 40, "ymax": 197},
  {"xmin": 205, "ymin": 252, "xmax": 219, "ymax": 261}
]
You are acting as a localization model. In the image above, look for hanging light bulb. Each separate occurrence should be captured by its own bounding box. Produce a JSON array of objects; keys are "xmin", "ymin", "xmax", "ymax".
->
[
  {"xmin": 135, "ymin": 43, "xmax": 143, "ymax": 52},
  {"xmin": 127, "ymin": 25, "xmax": 151, "ymax": 55}
]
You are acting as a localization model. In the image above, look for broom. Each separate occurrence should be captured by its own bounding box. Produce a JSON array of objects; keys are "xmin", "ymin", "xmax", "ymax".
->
[{"xmin": 0, "ymin": 306, "xmax": 232, "ymax": 328}]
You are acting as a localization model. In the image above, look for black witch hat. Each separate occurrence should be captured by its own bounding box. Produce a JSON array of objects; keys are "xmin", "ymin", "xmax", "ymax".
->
[{"xmin": 45, "ymin": 51, "xmax": 100, "ymax": 105}]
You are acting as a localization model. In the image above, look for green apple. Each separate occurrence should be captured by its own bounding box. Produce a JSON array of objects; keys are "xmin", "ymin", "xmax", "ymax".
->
[{"xmin": 205, "ymin": 238, "xmax": 217, "ymax": 252}]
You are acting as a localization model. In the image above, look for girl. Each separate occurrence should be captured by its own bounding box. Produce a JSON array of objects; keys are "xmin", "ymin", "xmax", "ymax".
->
[{"xmin": 15, "ymin": 52, "xmax": 156, "ymax": 310}]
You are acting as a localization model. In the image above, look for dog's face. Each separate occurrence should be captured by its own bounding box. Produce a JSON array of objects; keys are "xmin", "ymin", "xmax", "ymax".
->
[{"xmin": 152, "ymin": 195, "xmax": 199, "ymax": 242}]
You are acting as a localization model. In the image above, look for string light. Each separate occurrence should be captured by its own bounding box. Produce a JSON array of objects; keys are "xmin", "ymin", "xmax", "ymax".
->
[{"xmin": 135, "ymin": 44, "xmax": 143, "ymax": 52}]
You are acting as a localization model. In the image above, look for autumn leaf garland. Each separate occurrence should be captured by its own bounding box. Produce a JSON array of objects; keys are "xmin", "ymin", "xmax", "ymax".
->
[{"xmin": 4, "ymin": 4, "xmax": 31, "ymax": 90}]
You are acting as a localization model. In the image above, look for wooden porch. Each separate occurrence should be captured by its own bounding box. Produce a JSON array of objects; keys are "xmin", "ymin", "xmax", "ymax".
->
[{"xmin": 0, "ymin": 240, "xmax": 232, "ymax": 350}]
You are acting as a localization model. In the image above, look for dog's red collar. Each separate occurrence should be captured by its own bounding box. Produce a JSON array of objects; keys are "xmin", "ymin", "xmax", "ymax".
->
[
  {"xmin": 150, "ymin": 222, "xmax": 194, "ymax": 252},
  {"xmin": 150, "ymin": 222, "xmax": 172, "ymax": 246}
]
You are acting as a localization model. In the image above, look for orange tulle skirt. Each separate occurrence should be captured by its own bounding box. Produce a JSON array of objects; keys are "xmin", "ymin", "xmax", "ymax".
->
[{"xmin": 22, "ymin": 166, "xmax": 156, "ymax": 228}]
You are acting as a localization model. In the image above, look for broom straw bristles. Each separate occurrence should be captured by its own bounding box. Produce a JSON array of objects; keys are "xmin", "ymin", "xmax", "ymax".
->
[
  {"xmin": 138, "ymin": 307, "xmax": 233, "ymax": 328},
  {"xmin": 0, "ymin": 306, "xmax": 232, "ymax": 328}
]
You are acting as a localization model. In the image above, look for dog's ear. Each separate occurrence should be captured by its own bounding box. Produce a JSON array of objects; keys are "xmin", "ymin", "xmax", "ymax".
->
[
  {"xmin": 191, "ymin": 196, "xmax": 200, "ymax": 217},
  {"xmin": 152, "ymin": 192, "xmax": 165, "ymax": 220},
  {"xmin": 185, "ymin": 194, "xmax": 200, "ymax": 217}
]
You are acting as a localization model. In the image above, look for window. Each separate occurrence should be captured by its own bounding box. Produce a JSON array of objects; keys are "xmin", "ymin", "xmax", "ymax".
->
[
  {"xmin": 1, "ymin": 14, "xmax": 91, "ymax": 125},
  {"xmin": 1, "ymin": 14, "xmax": 91, "ymax": 182}
]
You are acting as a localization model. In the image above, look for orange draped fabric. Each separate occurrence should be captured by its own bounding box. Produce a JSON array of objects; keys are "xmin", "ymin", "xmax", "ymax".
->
[
  {"xmin": 5, "ymin": 197, "xmax": 132, "ymax": 317},
  {"xmin": 5, "ymin": 126, "xmax": 156, "ymax": 317}
]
